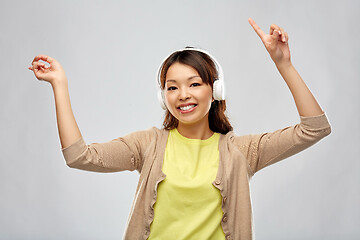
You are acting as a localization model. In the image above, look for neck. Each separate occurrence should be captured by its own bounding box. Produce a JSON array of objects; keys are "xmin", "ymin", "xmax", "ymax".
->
[{"xmin": 176, "ymin": 121, "xmax": 214, "ymax": 140}]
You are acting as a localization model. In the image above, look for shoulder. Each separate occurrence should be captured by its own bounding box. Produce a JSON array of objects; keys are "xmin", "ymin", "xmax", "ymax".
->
[
  {"xmin": 122, "ymin": 126, "xmax": 169, "ymax": 144},
  {"xmin": 220, "ymin": 130, "xmax": 252, "ymax": 142},
  {"xmin": 220, "ymin": 130, "xmax": 261, "ymax": 151}
]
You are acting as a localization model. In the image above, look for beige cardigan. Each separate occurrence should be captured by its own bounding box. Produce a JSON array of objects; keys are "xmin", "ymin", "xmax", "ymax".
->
[{"xmin": 62, "ymin": 113, "xmax": 331, "ymax": 240}]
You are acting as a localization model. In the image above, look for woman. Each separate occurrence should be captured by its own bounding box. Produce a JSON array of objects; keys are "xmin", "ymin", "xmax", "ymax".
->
[{"xmin": 29, "ymin": 18, "xmax": 331, "ymax": 240}]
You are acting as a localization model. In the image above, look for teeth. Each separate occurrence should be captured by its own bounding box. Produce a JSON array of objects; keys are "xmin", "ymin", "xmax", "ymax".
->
[{"xmin": 179, "ymin": 105, "xmax": 196, "ymax": 111}]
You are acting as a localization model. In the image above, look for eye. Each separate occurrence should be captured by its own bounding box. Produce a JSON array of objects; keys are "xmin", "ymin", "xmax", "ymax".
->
[
  {"xmin": 167, "ymin": 86, "xmax": 177, "ymax": 91},
  {"xmin": 191, "ymin": 83, "xmax": 200, "ymax": 87}
]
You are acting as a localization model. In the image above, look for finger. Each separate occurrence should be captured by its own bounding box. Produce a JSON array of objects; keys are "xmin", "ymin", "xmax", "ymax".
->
[
  {"xmin": 32, "ymin": 62, "xmax": 46, "ymax": 70},
  {"xmin": 248, "ymin": 17, "xmax": 266, "ymax": 40},
  {"xmin": 32, "ymin": 62, "xmax": 41, "ymax": 71},
  {"xmin": 31, "ymin": 62, "xmax": 49, "ymax": 80},
  {"xmin": 32, "ymin": 62, "xmax": 48, "ymax": 73},
  {"xmin": 271, "ymin": 28, "xmax": 280, "ymax": 39},
  {"xmin": 270, "ymin": 24, "xmax": 280, "ymax": 35},
  {"xmin": 28, "ymin": 66, "xmax": 42, "ymax": 71},
  {"xmin": 32, "ymin": 54, "xmax": 55, "ymax": 65},
  {"xmin": 32, "ymin": 55, "xmax": 44, "ymax": 65},
  {"xmin": 32, "ymin": 54, "xmax": 51, "ymax": 64},
  {"xmin": 280, "ymin": 27, "xmax": 286, "ymax": 42},
  {"xmin": 270, "ymin": 30, "xmax": 281, "ymax": 47}
]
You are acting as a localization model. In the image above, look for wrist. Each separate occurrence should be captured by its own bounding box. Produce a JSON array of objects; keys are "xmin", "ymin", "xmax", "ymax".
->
[
  {"xmin": 275, "ymin": 60, "xmax": 292, "ymax": 71},
  {"xmin": 51, "ymin": 77, "xmax": 68, "ymax": 90}
]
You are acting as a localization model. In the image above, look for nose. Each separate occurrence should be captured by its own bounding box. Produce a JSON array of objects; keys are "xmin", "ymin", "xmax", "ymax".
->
[{"xmin": 179, "ymin": 87, "xmax": 191, "ymax": 100}]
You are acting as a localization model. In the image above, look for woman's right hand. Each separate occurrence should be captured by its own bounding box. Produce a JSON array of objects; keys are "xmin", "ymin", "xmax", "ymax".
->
[
  {"xmin": 29, "ymin": 55, "xmax": 82, "ymax": 149},
  {"xmin": 29, "ymin": 55, "xmax": 67, "ymax": 86}
]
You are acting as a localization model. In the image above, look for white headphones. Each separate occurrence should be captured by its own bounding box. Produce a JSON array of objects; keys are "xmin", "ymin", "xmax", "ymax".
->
[{"xmin": 156, "ymin": 47, "xmax": 225, "ymax": 110}]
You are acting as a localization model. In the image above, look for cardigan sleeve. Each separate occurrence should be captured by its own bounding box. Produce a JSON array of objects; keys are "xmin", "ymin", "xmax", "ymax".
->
[
  {"xmin": 233, "ymin": 112, "xmax": 331, "ymax": 175},
  {"xmin": 61, "ymin": 127, "xmax": 156, "ymax": 173}
]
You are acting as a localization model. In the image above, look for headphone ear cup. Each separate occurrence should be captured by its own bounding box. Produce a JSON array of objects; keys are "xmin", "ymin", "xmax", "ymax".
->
[
  {"xmin": 213, "ymin": 79, "xmax": 225, "ymax": 100},
  {"xmin": 157, "ymin": 89, "xmax": 167, "ymax": 110}
]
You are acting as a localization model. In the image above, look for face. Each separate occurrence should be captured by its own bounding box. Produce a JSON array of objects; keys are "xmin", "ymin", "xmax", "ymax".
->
[{"xmin": 164, "ymin": 62, "xmax": 213, "ymax": 127}]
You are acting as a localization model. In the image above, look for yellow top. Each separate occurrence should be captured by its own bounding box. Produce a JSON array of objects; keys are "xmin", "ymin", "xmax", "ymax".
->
[{"xmin": 149, "ymin": 128, "xmax": 225, "ymax": 240}]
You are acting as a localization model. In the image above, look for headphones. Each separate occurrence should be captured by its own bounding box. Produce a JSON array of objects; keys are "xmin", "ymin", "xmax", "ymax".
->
[{"xmin": 156, "ymin": 47, "xmax": 225, "ymax": 110}]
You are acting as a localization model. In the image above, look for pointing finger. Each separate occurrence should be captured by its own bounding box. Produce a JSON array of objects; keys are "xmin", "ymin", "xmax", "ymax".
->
[{"xmin": 248, "ymin": 18, "xmax": 266, "ymax": 40}]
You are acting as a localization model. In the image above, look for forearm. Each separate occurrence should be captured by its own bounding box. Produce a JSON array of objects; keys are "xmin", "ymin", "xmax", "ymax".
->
[
  {"xmin": 52, "ymin": 80, "xmax": 82, "ymax": 149},
  {"xmin": 276, "ymin": 62, "xmax": 324, "ymax": 117}
]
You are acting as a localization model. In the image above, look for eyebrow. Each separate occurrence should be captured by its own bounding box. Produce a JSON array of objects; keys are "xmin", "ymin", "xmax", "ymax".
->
[{"xmin": 166, "ymin": 75, "xmax": 201, "ymax": 83}]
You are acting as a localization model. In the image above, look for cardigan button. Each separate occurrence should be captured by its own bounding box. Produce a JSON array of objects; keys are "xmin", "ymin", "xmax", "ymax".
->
[
  {"xmin": 223, "ymin": 216, "xmax": 228, "ymax": 223},
  {"xmin": 145, "ymin": 227, "xmax": 150, "ymax": 235},
  {"xmin": 223, "ymin": 196, "xmax": 227, "ymax": 204},
  {"xmin": 215, "ymin": 179, "xmax": 221, "ymax": 185}
]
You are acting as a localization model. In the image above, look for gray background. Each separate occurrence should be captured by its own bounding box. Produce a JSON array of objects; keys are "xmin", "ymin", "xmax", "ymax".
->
[{"xmin": 0, "ymin": 0, "xmax": 359, "ymax": 239}]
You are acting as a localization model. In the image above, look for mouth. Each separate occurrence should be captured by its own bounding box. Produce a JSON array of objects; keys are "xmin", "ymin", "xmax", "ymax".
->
[{"xmin": 177, "ymin": 104, "xmax": 197, "ymax": 113}]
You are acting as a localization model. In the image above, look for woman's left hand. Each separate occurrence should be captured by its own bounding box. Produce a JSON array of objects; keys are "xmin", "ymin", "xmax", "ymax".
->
[{"xmin": 248, "ymin": 17, "xmax": 291, "ymax": 67}]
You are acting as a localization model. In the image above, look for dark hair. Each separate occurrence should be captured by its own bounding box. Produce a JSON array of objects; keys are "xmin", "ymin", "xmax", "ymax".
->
[{"xmin": 160, "ymin": 48, "xmax": 233, "ymax": 134}]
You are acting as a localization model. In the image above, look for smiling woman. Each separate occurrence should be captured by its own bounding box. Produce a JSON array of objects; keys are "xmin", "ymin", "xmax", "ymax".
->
[
  {"xmin": 29, "ymin": 18, "xmax": 331, "ymax": 240},
  {"xmin": 159, "ymin": 49, "xmax": 233, "ymax": 139},
  {"xmin": 164, "ymin": 62, "xmax": 217, "ymax": 139}
]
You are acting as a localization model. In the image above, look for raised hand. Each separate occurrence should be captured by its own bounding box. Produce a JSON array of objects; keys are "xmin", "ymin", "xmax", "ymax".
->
[
  {"xmin": 29, "ymin": 54, "xmax": 82, "ymax": 149},
  {"xmin": 28, "ymin": 55, "xmax": 67, "ymax": 86},
  {"xmin": 248, "ymin": 18, "xmax": 291, "ymax": 66}
]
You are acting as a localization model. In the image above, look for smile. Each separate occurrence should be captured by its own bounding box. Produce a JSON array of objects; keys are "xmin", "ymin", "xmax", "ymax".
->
[{"xmin": 177, "ymin": 104, "xmax": 197, "ymax": 113}]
